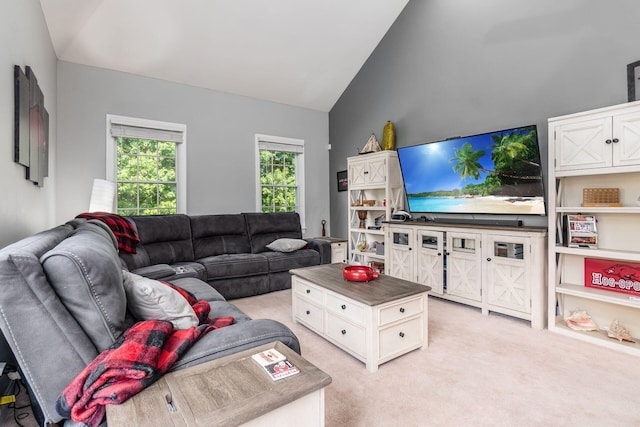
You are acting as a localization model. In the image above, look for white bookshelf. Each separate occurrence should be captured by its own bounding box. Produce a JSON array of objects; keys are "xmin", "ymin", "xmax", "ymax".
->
[{"xmin": 548, "ymin": 100, "xmax": 640, "ymax": 356}]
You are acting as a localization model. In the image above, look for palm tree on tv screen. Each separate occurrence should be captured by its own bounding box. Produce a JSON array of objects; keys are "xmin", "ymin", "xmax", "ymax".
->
[
  {"xmin": 450, "ymin": 142, "xmax": 485, "ymax": 180},
  {"xmin": 490, "ymin": 127, "xmax": 541, "ymax": 179},
  {"xmin": 449, "ymin": 127, "xmax": 541, "ymax": 196}
]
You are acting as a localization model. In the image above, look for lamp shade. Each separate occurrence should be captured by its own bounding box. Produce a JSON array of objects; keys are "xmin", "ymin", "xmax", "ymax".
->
[{"xmin": 89, "ymin": 179, "xmax": 116, "ymax": 213}]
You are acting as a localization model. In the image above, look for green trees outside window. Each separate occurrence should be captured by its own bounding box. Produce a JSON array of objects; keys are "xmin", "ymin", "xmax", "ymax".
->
[
  {"xmin": 259, "ymin": 150, "xmax": 298, "ymax": 213},
  {"xmin": 116, "ymin": 137, "xmax": 177, "ymax": 216}
]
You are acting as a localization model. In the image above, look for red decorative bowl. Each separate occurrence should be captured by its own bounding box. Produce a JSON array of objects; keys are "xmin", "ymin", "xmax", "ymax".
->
[{"xmin": 342, "ymin": 265, "xmax": 379, "ymax": 282}]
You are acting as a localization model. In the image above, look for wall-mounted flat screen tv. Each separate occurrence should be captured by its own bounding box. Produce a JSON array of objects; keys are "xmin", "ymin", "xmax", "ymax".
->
[{"xmin": 397, "ymin": 125, "xmax": 546, "ymax": 216}]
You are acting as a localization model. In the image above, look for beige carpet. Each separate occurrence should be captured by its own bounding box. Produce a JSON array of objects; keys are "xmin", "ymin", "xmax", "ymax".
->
[
  {"xmin": 233, "ymin": 290, "xmax": 640, "ymax": 427},
  {"xmin": 3, "ymin": 290, "xmax": 639, "ymax": 427}
]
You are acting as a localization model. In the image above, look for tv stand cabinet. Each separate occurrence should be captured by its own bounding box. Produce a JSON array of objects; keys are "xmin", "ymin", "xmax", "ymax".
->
[{"xmin": 386, "ymin": 222, "xmax": 547, "ymax": 328}]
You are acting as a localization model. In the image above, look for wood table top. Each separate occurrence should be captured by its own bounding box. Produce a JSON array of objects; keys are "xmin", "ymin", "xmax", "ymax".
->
[
  {"xmin": 106, "ymin": 341, "xmax": 331, "ymax": 427},
  {"xmin": 290, "ymin": 263, "xmax": 431, "ymax": 306}
]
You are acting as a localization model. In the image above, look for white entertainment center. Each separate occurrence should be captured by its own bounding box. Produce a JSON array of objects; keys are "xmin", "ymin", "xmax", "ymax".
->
[
  {"xmin": 386, "ymin": 222, "xmax": 547, "ymax": 329},
  {"xmin": 346, "ymin": 144, "xmax": 548, "ymax": 328},
  {"xmin": 343, "ymin": 101, "xmax": 640, "ymax": 354},
  {"xmin": 548, "ymin": 100, "xmax": 640, "ymax": 355}
]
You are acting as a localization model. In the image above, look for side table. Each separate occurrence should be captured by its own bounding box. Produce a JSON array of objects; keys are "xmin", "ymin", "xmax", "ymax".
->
[
  {"xmin": 310, "ymin": 237, "xmax": 347, "ymax": 264},
  {"xmin": 106, "ymin": 341, "xmax": 331, "ymax": 427}
]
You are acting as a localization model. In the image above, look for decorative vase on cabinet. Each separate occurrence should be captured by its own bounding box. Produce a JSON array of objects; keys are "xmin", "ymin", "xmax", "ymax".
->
[{"xmin": 382, "ymin": 121, "xmax": 396, "ymax": 151}]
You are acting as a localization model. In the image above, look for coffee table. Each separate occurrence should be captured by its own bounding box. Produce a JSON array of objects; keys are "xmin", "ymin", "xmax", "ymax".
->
[{"xmin": 290, "ymin": 263, "xmax": 430, "ymax": 372}]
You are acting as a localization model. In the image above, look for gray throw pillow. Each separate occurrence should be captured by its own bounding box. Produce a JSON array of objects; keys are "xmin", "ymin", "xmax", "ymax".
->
[
  {"xmin": 266, "ymin": 238, "xmax": 308, "ymax": 253},
  {"xmin": 122, "ymin": 271, "xmax": 198, "ymax": 329}
]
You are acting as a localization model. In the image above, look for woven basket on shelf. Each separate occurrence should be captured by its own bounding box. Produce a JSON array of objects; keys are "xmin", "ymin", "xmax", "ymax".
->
[{"xmin": 582, "ymin": 188, "xmax": 622, "ymax": 207}]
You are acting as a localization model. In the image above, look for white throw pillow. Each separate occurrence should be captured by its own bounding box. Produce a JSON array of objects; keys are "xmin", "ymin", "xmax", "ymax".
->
[
  {"xmin": 266, "ymin": 238, "xmax": 308, "ymax": 253},
  {"xmin": 122, "ymin": 271, "xmax": 199, "ymax": 329}
]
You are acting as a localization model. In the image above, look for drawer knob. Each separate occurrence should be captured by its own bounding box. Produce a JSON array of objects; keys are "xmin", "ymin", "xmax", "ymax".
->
[
  {"xmin": 341, "ymin": 329, "xmax": 347, "ymax": 335},
  {"xmin": 306, "ymin": 289, "xmax": 311, "ymax": 294},
  {"xmin": 306, "ymin": 310, "xmax": 310, "ymax": 315},
  {"xmin": 341, "ymin": 304, "xmax": 347, "ymax": 310},
  {"xmin": 399, "ymin": 307, "xmax": 405, "ymax": 313},
  {"xmin": 399, "ymin": 332, "xmax": 405, "ymax": 338}
]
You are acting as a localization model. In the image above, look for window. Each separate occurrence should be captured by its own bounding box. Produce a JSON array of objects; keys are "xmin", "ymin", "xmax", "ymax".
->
[
  {"xmin": 255, "ymin": 134, "xmax": 305, "ymax": 228},
  {"xmin": 107, "ymin": 115, "xmax": 186, "ymax": 215}
]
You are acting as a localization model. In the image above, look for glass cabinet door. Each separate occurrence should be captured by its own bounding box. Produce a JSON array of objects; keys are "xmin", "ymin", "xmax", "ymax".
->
[
  {"xmin": 387, "ymin": 228, "xmax": 415, "ymax": 281},
  {"xmin": 446, "ymin": 231, "xmax": 482, "ymax": 301},
  {"xmin": 485, "ymin": 235, "xmax": 531, "ymax": 313},
  {"xmin": 416, "ymin": 230, "xmax": 444, "ymax": 295}
]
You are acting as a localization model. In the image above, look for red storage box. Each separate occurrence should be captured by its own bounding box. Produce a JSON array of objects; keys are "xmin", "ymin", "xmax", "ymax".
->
[{"xmin": 584, "ymin": 258, "xmax": 640, "ymax": 296}]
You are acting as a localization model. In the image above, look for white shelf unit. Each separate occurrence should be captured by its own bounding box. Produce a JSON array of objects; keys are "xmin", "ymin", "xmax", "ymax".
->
[
  {"xmin": 347, "ymin": 151, "xmax": 404, "ymax": 267},
  {"xmin": 548, "ymin": 101, "xmax": 640, "ymax": 356}
]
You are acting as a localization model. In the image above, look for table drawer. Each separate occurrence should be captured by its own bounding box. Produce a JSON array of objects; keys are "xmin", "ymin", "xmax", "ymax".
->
[
  {"xmin": 379, "ymin": 316, "xmax": 423, "ymax": 360},
  {"xmin": 326, "ymin": 313, "xmax": 365, "ymax": 357},
  {"xmin": 294, "ymin": 296, "xmax": 324, "ymax": 332},
  {"xmin": 325, "ymin": 292, "xmax": 365, "ymax": 325},
  {"xmin": 294, "ymin": 278, "xmax": 324, "ymax": 305},
  {"xmin": 378, "ymin": 296, "xmax": 423, "ymax": 327}
]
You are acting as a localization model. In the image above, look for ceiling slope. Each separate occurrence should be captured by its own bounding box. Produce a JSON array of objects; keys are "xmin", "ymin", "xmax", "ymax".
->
[{"xmin": 39, "ymin": 0, "xmax": 409, "ymax": 112}]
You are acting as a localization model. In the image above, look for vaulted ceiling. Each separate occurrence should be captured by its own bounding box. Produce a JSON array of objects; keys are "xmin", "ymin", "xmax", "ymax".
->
[{"xmin": 39, "ymin": 0, "xmax": 409, "ymax": 112}]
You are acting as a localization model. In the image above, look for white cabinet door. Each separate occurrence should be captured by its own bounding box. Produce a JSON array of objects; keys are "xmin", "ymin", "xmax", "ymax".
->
[
  {"xmin": 348, "ymin": 159, "xmax": 367, "ymax": 186},
  {"xmin": 387, "ymin": 228, "xmax": 414, "ymax": 281},
  {"xmin": 484, "ymin": 235, "xmax": 531, "ymax": 313},
  {"xmin": 446, "ymin": 231, "xmax": 482, "ymax": 302},
  {"xmin": 366, "ymin": 157, "xmax": 387, "ymax": 186},
  {"xmin": 554, "ymin": 117, "xmax": 612, "ymax": 171},
  {"xmin": 348, "ymin": 157, "xmax": 387, "ymax": 187},
  {"xmin": 416, "ymin": 229, "xmax": 444, "ymax": 295},
  {"xmin": 613, "ymin": 110, "xmax": 640, "ymax": 167}
]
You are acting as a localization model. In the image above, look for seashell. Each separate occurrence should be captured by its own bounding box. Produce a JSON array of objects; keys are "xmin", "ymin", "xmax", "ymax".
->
[
  {"xmin": 607, "ymin": 319, "xmax": 635, "ymax": 342},
  {"xmin": 564, "ymin": 310, "xmax": 599, "ymax": 331}
]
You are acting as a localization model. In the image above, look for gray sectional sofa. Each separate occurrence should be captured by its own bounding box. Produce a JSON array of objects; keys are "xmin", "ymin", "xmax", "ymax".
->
[
  {"xmin": 119, "ymin": 212, "xmax": 331, "ymax": 299},
  {"xmin": 0, "ymin": 211, "xmax": 324, "ymax": 426}
]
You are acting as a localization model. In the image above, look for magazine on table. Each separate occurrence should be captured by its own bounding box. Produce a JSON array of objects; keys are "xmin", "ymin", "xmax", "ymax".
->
[{"xmin": 251, "ymin": 348, "xmax": 300, "ymax": 381}]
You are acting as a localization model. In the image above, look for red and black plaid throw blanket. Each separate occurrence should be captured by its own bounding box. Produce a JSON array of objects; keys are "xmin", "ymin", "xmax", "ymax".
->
[
  {"xmin": 56, "ymin": 284, "xmax": 233, "ymax": 427},
  {"xmin": 76, "ymin": 212, "xmax": 140, "ymax": 253}
]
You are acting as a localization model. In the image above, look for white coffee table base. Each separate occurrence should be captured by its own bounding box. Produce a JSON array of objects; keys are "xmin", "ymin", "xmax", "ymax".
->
[{"xmin": 291, "ymin": 264, "xmax": 429, "ymax": 373}]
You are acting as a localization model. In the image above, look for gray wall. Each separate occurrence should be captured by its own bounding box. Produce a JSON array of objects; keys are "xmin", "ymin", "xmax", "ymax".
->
[
  {"xmin": 0, "ymin": 0, "xmax": 57, "ymax": 392},
  {"xmin": 0, "ymin": 0, "xmax": 57, "ymax": 248},
  {"xmin": 57, "ymin": 62, "xmax": 330, "ymax": 237},
  {"xmin": 329, "ymin": 0, "xmax": 640, "ymax": 236}
]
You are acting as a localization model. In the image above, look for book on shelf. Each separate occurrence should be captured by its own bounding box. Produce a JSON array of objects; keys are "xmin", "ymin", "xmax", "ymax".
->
[
  {"xmin": 251, "ymin": 348, "xmax": 300, "ymax": 381},
  {"xmin": 566, "ymin": 214, "xmax": 597, "ymax": 248}
]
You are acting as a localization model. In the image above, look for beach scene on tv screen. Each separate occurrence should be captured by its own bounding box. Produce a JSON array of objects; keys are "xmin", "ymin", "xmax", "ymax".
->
[{"xmin": 398, "ymin": 126, "xmax": 546, "ymax": 215}]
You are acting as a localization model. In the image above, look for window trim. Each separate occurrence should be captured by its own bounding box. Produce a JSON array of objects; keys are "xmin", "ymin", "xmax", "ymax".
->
[
  {"xmin": 106, "ymin": 114, "xmax": 187, "ymax": 214},
  {"xmin": 255, "ymin": 134, "xmax": 306, "ymax": 230}
]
